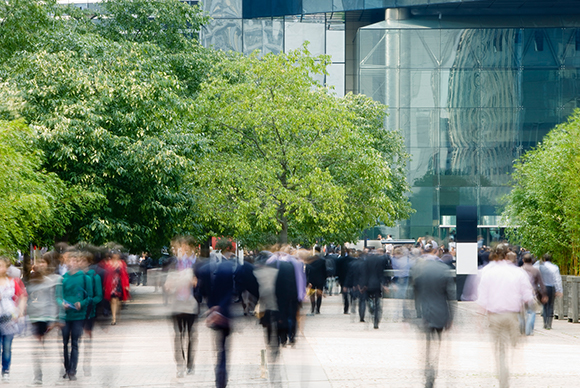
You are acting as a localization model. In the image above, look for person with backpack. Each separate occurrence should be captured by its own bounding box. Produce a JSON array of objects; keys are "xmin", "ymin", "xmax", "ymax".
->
[
  {"xmin": 79, "ymin": 251, "xmax": 102, "ymax": 376},
  {"xmin": 57, "ymin": 251, "xmax": 93, "ymax": 381}
]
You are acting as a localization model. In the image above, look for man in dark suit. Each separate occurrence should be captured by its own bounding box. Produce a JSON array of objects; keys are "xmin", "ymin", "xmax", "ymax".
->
[
  {"xmin": 306, "ymin": 255, "xmax": 326, "ymax": 315},
  {"xmin": 195, "ymin": 239, "xmax": 238, "ymax": 388},
  {"xmin": 411, "ymin": 254, "xmax": 456, "ymax": 388},
  {"xmin": 364, "ymin": 250, "xmax": 391, "ymax": 329},
  {"xmin": 335, "ymin": 248, "xmax": 354, "ymax": 314}
]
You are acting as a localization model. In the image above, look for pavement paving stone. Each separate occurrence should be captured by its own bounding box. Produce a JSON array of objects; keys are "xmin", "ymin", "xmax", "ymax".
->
[{"xmin": 3, "ymin": 286, "xmax": 580, "ymax": 387}]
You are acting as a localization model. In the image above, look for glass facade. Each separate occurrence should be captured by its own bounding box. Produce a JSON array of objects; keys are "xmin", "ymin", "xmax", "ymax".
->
[
  {"xmin": 202, "ymin": 7, "xmax": 346, "ymax": 96},
  {"xmin": 357, "ymin": 17, "xmax": 580, "ymax": 239}
]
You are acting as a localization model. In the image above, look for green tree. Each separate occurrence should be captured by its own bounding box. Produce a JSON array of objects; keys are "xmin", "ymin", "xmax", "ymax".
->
[
  {"xmin": 0, "ymin": 0, "xmax": 58, "ymax": 59},
  {"xmin": 502, "ymin": 109, "xmax": 580, "ymax": 274},
  {"xmin": 0, "ymin": 0, "xmax": 219, "ymax": 253},
  {"xmin": 96, "ymin": 0, "xmax": 208, "ymax": 50},
  {"xmin": 194, "ymin": 47, "xmax": 413, "ymax": 247},
  {"xmin": 0, "ymin": 118, "xmax": 83, "ymax": 251}
]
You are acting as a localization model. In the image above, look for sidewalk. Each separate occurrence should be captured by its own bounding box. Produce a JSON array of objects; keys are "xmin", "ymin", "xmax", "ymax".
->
[{"xmin": 6, "ymin": 286, "xmax": 580, "ymax": 387}]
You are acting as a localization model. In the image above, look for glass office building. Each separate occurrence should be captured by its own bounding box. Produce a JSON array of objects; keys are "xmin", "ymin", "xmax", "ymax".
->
[
  {"xmin": 59, "ymin": 0, "xmax": 579, "ymax": 242},
  {"xmin": 357, "ymin": 16, "xmax": 580, "ymax": 240},
  {"xmin": 200, "ymin": 1, "xmax": 580, "ymax": 242}
]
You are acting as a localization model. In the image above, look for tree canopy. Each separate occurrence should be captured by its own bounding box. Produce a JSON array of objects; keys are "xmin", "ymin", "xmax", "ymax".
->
[
  {"xmin": 194, "ymin": 47, "xmax": 413, "ymax": 247},
  {"xmin": 0, "ymin": 118, "xmax": 75, "ymax": 252},
  {"xmin": 502, "ymin": 109, "xmax": 580, "ymax": 274},
  {"xmin": 0, "ymin": 0, "xmax": 413, "ymax": 253},
  {"xmin": 0, "ymin": 0, "xmax": 219, "ymax": 253}
]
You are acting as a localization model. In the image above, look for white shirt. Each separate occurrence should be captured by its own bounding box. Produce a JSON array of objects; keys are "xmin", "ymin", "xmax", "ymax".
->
[
  {"xmin": 534, "ymin": 261, "xmax": 563, "ymax": 293},
  {"xmin": 477, "ymin": 260, "xmax": 534, "ymax": 314}
]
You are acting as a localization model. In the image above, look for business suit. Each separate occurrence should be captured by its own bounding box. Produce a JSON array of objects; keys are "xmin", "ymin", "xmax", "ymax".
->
[
  {"xmin": 335, "ymin": 254, "xmax": 354, "ymax": 314},
  {"xmin": 196, "ymin": 258, "xmax": 236, "ymax": 388},
  {"xmin": 411, "ymin": 258, "xmax": 456, "ymax": 388},
  {"xmin": 364, "ymin": 254, "xmax": 390, "ymax": 328}
]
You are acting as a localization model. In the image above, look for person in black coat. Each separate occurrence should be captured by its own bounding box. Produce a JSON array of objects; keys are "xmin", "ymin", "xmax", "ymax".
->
[
  {"xmin": 347, "ymin": 254, "xmax": 367, "ymax": 322},
  {"xmin": 364, "ymin": 250, "xmax": 391, "ymax": 329},
  {"xmin": 195, "ymin": 240, "xmax": 240, "ymax": 388},
  {"xmin": 335, "ymin": 249, "xmax": 354, "ymax": 314},
  {"xmin": 138, "ymin": 252, "xmax": 152, "ymax": 286},
  {"xmin": 411, "ymin": 256, "xmax": 456, "ymax": 388},
  {"xmin": 306, "ymin": 255, "xmax": 326, "ymax": 315}
]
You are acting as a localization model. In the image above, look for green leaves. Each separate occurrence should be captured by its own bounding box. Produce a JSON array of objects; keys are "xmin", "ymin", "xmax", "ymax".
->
[
  {"xmin": 0, "ymin": 0, "xmax": 216, "ymax": 253},
  {"xmin": 502, "ymin": 109, "xmax": 580, "ymax": 274},
  {"xmin": 0, "ymin": 119, "xmax": 76, "ymax": 251},
  {"xmin": 97, "ymin": 0, "xmax": 209, "ymax": 51},
  {"xmin": 194, "ymin": 46, "xmax": 412, "ymax": 247}
]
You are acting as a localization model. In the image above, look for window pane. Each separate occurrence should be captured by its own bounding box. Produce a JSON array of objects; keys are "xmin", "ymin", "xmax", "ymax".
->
[
  {"xmin": 202, "ymin": 19, "xmax": 242, "ymax": 52},
  {"xmin": 203, "ymin": 0, "xmax": 242, "ymax": 18},
  {"xmin": 326, "ymin": 29, "xmax": 345, "ymax": 62},
  {"xmin": 284, "ymin": 18, "xmax": 325, "ymax": 55},
  {"xmin": 243, "ymin": 18, "xmax": 284, "ymax": 55},
  {"xmin": 326, "ymin": 64, "xmax": 345, "ymax": 97}
]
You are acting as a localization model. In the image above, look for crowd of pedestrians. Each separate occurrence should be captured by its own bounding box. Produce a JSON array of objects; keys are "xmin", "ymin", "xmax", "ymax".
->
[
  {"xmin": 0, "ymin": 235, "xmax": 566, "ymax": 388},
  {"xmin": 0, "ymin": 243, "xmax": 130, "ymax": 385}
]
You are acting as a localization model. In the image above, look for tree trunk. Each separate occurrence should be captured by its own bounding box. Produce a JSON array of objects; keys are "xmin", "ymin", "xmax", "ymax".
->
[
  {"xmin": 277, "ymin": 205, "xmax": 288, "ymax": 244},
  {"xmin": 278, "ymin": 218, "xmax": 288, "ymax": 244}
]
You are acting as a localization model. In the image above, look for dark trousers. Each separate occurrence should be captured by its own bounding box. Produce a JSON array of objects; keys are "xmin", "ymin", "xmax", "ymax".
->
[
  {"xmin": 62, "ymin": 320, "xmax": 84, "ymax": 376},
  {"xmin": 214, "ymin": 328, "xmax": 230, "ymax": 388},
  {"xmin": 425, "ymin": 327, "xmax": 443, "ymax": 388},
  {"xmin": 342, "ymin": 288, "xmax": 349, "ymax": 313},
  {"xmin": 173, "ymin": 313, "xmax": 196, "ymax": 370},
  {"xmin": 367, "ymin": 290, "xmax": 382, "ymax": 328},
  {"xmin": 357, "ymin": 290, "xmax": 367, "ymax": 321},
  {"xmin": 543, "ymin": 286, "xmax": 555, "ymax": 328},
  {"xmin": 278, "ymin": 300, "xmax": 298, "ymax": 344},
  {"xmin": 139, "ymin": 268, "xmax": 148, "ymax": 285}
]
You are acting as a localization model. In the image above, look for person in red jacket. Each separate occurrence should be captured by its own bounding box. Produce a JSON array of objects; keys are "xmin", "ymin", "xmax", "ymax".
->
[{"xmin": 102, "ymin": 250, "xmax": 130, "ymax": 325}]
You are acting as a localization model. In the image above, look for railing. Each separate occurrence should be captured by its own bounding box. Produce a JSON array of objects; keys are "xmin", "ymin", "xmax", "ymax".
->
[{"xmin": 556, "ymin": 275, "xmax": 580, "ymax": 323}]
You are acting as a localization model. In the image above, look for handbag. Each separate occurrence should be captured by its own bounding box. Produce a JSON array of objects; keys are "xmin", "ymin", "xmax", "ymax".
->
[{"xmin": 205, "ymin": 306, "xmax": 230, "ymax": 330}]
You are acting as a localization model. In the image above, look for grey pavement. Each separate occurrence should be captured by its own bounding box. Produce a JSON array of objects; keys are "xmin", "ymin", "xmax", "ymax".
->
[{"xmin": 6, "ymin": 286, "xmax": 580, "ymax": 387}]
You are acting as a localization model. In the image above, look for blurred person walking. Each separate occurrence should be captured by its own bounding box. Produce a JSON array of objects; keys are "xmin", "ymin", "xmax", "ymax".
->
[
  {"xmin": 0, "ymin": 256, "xmax": 27, "ymax": 382},
  {"xmin": 103, "ymin": 250, "xmax": 129, "ymax": 325},
  {"xmin": 347, "ymin": 253, "xmax": 367, "ymax": 322},
  {"xmin": 305, "ymin": 254, "xmax": 326, "ymax": 315},
  {"xmin": 411, "ymin": 252, "xmax": 456, "ymax": 388},
  {"xmin": 253, "ymin": 252, "xmax": 282, "ymax": 384},
  {"xmin": 324, "ymin": 248, "xmax": 338, "ymax": 296},
  {"xmin": 79, "ymin": 251, "xmax": 103, "ymax": 376},
  {"xmin": 521, "ymin": 253, "xmax": 547, "ymax": 335},
  {"xmin": 57, "ymin": 253, "xmax": 92, "ymax": 381},
  {"xmin": 364, "ymin": 249, "xmax": 390, "ymax": 329},
  {"xmin": 266, "ymin": 251, "xmax": 300, "ymax": 345},
  {"xmin": 138, "ymin": 252, "xmax": 152, "ymax": 286},
  {"xmin": 335, "ymin": 248, "xmax": 354, "ymax": 314},
  {"xmin": 196, "ymin": 238, "xmax": 238, "ymax": 388},
  {"xmin": 534, "ymin": 253, "xmax": 563, "ymax": 330},
  {"xmin": 165, "ymin": 237, "xmax": 199, "ymax": 378},
  {"xmin": 392, "ymin": 246, "xmax": 410, "ymax": 321},
  {"xmin": 477, "ymin": 244, "xmax": 534, "ymax": 388},
  {"xmin": 27, "ymin": 253, "xmax": 59, "ymax": 385}
]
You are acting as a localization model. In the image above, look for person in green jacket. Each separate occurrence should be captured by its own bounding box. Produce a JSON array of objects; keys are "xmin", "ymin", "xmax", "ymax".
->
[
  {"xmin": 80, "ymin": 251, "xmax": 102, "ymax": 377},
  {"xmin": 56, "ymin": 251, "xmax": 93, "ymax": 381}
]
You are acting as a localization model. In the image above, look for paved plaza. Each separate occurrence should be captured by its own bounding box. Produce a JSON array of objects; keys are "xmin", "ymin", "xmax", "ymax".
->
[{"xmin": 6, "ymin": 286, "xmax": 580, "ymax": 387}]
